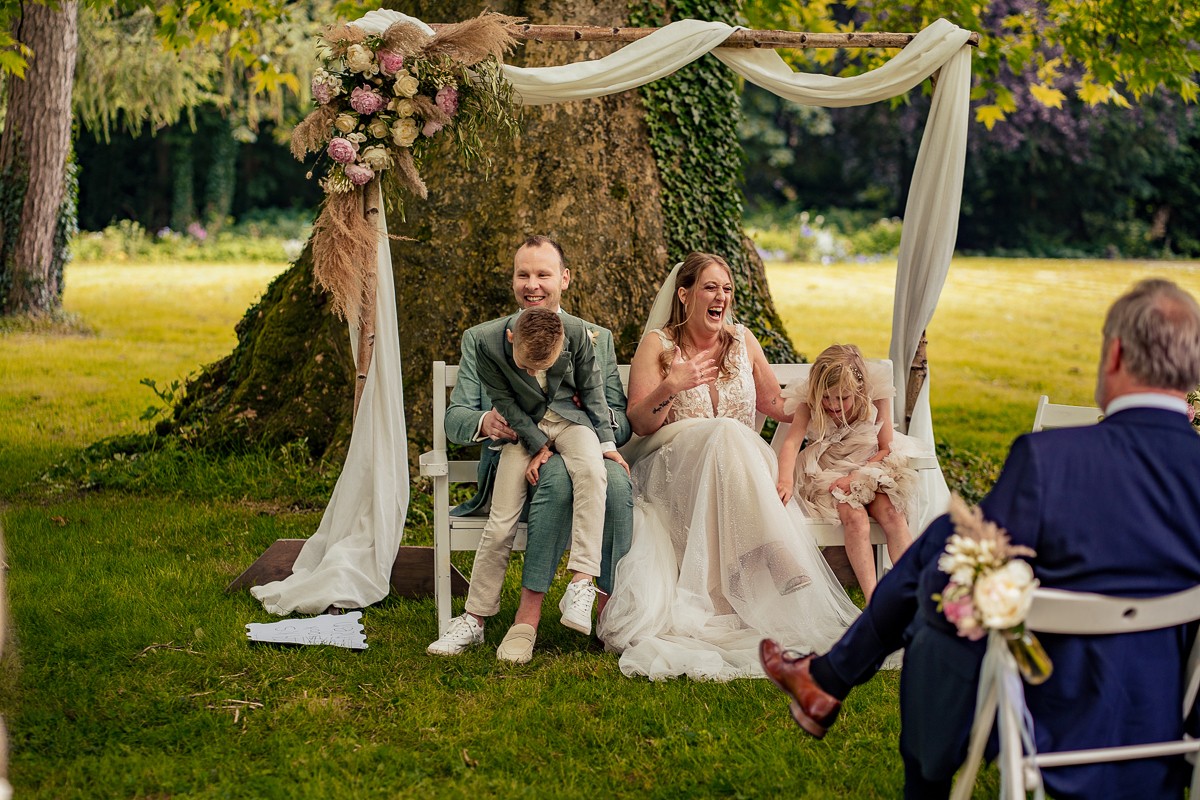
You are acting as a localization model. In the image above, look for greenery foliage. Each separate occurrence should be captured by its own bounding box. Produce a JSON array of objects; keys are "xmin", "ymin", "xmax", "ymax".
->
[
  {"xmin": 743, "ymin": 0, "xmax": 1200, "ymax": 126},
  {"xmin": 631, "ymin": 0, "xmax": 794, "ymax": 361},
  {"xmin": 70, "ymin": 213, "xmax": 311, "ymax": 264},
  {"xmin": 747, "ymin": 206, "xmax": 904, "ymax": 263}
]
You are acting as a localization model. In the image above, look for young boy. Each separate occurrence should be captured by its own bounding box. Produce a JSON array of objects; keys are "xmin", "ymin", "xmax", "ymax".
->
[{"xmin": 428, "ymin": 307, "xmax": 627, "ymax": 661}]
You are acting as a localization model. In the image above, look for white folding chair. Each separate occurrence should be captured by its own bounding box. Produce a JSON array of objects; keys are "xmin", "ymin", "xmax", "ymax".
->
[
  {"xmin": 1031, "ymin": 395, "xmax": 1102, "ymax": 433},
  {"xmin": 951, "ymin": 585, "xmax": 1200, "ymax": 800}
]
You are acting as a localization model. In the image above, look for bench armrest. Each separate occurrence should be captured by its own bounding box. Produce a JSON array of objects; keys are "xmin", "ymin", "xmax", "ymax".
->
[
  {"xmin": 911, "ymin": 456, "xmax": 939, "ymax": 471},
  {"xmin": 419, "ymin": 449, "xmax": 448, "ymax": 477}
]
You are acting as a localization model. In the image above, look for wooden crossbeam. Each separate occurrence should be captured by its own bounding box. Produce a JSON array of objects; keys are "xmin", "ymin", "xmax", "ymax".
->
[{"xmin": 430, "ymin": 23, "xmax": 980, "ymax": 49}]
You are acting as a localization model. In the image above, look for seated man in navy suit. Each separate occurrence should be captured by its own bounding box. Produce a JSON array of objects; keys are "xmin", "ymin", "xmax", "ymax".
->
[{"xmin": 762, "ymin": 278, "xmax": 1200, "ymax": 800}]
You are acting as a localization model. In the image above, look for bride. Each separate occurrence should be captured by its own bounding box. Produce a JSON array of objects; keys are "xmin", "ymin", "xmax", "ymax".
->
[{"xmin": 597, "ymin": 252, "xmax": 862, "ymax": 680}]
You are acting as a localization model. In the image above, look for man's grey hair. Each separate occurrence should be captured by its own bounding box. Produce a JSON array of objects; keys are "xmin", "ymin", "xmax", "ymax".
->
[{"xmin": 1103, "ymin": 278, "xmax": 1200, "ymax": 391}]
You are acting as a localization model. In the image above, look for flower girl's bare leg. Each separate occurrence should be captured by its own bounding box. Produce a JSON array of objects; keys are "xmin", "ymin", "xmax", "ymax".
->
[
  {"xmin": 867, "ymin": 494, "xmax": 913, "ymax": 565},
  {"xmin": 837, "ymin": 502, "xmax": 875, "ymax": 602}
]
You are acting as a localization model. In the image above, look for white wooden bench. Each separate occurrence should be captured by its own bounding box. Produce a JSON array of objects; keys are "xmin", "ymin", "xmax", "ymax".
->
[{"xmin": 419, "ymin": 359, "xmax": 939, "ymax": 633}]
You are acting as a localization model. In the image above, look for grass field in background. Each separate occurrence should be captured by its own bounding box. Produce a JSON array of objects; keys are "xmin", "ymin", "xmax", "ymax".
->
[
  {"xmin": 0, "ymin": 262, "xmax": 288, "ymax": 490},
  {"xmin": 8, "ymin": 255, "xmax": 1198, "ymax": 797}
]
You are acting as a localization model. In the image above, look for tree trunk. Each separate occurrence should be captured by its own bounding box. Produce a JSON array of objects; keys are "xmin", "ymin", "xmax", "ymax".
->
[
  {"xmin": 165, "ymin": 0, "xmax": 796, "ymax": 463},
  {"xmin": 0, "ymin": 0, "xmax": 78, "ymax": 316}
]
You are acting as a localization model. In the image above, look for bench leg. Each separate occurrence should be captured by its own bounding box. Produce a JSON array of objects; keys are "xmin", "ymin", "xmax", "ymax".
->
[{"xmin": 433, "ymin": 474, "xmax": 453, "ymax": 635}]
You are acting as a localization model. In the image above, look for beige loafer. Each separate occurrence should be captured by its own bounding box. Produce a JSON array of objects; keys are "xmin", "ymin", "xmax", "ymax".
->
[{"xmin": 496, "ymin": 623, "xmax": 537, "ymax": 664}]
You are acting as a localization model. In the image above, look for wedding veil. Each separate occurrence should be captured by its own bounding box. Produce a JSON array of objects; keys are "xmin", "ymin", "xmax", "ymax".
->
[{"xmin": 642, "ymin": 262, "xmax": 683, "ymax": 337}]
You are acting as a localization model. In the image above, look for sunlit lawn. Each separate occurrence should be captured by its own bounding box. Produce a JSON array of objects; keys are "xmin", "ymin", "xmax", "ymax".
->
[
  {"xmin": 7, "ymin": 254, "xmax": 1197, "ymax": 798},
  {"xmin": 0, "ymin": 262, "xmax": 288, "ymax": 491}
]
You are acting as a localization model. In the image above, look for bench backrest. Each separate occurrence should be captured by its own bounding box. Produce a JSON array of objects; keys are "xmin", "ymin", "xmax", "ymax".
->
[{"xmin": 431, "ymin": 359, "xmax": 895, "ymax": 463}]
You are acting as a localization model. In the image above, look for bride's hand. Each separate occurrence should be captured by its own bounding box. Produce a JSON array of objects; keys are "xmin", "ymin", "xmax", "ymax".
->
[{"xmin": 667, "ymin": 347, "xmax": 717, "ymax": 393}]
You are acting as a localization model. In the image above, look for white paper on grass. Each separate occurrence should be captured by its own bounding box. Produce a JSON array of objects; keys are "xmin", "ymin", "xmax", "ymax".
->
[{"xmin": 245, "ymin": 611, "xmax": 368, "ymax": 649}]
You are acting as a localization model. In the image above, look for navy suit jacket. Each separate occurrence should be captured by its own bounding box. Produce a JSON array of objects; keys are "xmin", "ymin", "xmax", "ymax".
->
[{"xmin": 829, "ymin": 407, "xmax": 1200, "ymax": 799}]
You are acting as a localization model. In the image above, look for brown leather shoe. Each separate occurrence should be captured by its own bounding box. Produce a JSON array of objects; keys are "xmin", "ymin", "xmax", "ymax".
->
[{"xmin": 759, "ymin": 638, "xmax": 841, "ymax": 739}]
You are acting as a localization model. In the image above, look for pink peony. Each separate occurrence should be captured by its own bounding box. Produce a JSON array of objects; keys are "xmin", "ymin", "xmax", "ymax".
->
[
  {"xmin": 422, "ymin": 119, "xmax": 444, "ymax": 137},
  {"xmin": 327, "ymin": 137, "xmax": 358, "ymax": 164},
  {"xmin": 942, "ymin": 588, "xmax": 986, "ymax": 641},
  {"xmin": 377, "ymin": 49, "xmax": 404, "ymax": 75},
  {"xmin": 312, "ymin": 79, "xmax": 332, "ymax": 106},
  {"xmin": 344, "ymin": 163, "xmax": 375, "ymax": 186},
  {"xmin": 435, "ymin": 85, "xmax": 459, "ymax": 117},
  {"xmin": 350, "ymin": 86, "xmax": 386, "ymax": 115}
]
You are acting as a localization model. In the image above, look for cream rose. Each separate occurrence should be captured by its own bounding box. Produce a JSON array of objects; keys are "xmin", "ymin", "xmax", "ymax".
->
[
  {"xmin": 389, "ymin": 98, "xmax": 416, "ymax": 117},
  {"xmin": 393, "ymin": 72, "xmax": 420, "ymax": 98},
  {"xmin": 366, "ymin": 118, "xmax": 391, "ymax": 140},
  {"xmin": 345, "ymin": 44, "xmax": 377, "ymax": 76},
  {"xmin": 360, "ymin": 145, "xmax": 391, "ymax": 171},
  {"xmin": 391, "ymin": 117, "xmax": 420, "ymax": 147},
  {"xmin": 334, "ymin": 113, "xmax": 357, "ymax": 134},
  {"xmin": 973, "ymin": 560, "xmax": 1037, "ymax": 629}
]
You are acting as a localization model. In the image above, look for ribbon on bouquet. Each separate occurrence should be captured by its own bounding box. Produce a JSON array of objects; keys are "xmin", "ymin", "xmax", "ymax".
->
[{"xmin": 950, "ymin": 629, "xmax": 1045, "ymax": 800}]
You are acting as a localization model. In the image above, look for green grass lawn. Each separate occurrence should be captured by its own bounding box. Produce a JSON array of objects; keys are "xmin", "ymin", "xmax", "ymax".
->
[{"xmin": 9, "ymin": 255, "xmax": 1197, "ymax": 798}]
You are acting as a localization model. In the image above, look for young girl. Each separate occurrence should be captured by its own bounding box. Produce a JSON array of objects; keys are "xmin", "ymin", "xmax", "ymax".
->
[{"xmin": 775, "ymin": 344, "xmax": 919, "ymax": 602}]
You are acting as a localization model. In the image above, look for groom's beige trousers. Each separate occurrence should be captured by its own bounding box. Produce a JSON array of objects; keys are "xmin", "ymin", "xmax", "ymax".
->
[{"xmin": 464, "ymin": 416, "xmax": 608, "ymax": 617}]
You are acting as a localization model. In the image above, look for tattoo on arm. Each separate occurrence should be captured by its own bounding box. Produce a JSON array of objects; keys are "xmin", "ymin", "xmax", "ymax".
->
[{"xmin": 652, "ymin": 394, "xmax": 675, "ymax": 414}]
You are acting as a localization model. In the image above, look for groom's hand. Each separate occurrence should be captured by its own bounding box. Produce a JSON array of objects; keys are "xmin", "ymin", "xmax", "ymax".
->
[
  {"xmin": 481, "ymin": 408, "xmax": 517, "ymax": 440},
  {"xmin": 668, "ymin": 347, "xmax": 718, "ymax": 392}
]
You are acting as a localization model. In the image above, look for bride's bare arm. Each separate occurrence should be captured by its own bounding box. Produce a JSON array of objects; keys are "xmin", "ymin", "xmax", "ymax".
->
[
  {"xmin": 745, "ymin": 330, "xmax": 791, "ymax": 423},
  {"xmin": 627, "ymin": 332, "xmax": 716, "ymax": 436}
]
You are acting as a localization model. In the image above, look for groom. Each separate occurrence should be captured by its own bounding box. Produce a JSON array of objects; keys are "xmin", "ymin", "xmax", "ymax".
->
[
  {"xmin": 762, "ymin": 278, "xmax": 1200, "ymax": 799},
  {"xmin": 427, "ymin": 235, "xmax": 633, "ymax": 661}
]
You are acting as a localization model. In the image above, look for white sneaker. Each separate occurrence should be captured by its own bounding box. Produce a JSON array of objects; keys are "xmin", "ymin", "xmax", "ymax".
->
[
  {"xmin": 426, "ymin": 613, "xmax": 484, "ymax": 656},
  {"xmin": 559, "ymin": 579, "xmax": 597, "ymax": 635}
]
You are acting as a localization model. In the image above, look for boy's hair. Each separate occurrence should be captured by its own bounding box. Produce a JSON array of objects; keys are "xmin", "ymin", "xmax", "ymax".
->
[
  {"xmin": 512, "ymin": 307, "xmax": 564, "ymax": 370},
  {"xmin": 806, "ymin": 343, "xmax": 872, "ymax": 440}
]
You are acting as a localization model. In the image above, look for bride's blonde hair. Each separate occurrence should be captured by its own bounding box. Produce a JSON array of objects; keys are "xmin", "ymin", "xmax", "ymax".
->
[
  {"xmin": 806, "ymin": 344, "xmax": 872, "ymax": 439},
  {"xmin": 658, "ymin": 252, "xmax": 738, "ymax": 379}
]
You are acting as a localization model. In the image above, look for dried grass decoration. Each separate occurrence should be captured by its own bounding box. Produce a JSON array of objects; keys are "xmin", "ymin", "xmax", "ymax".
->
[{"xmin": 292, "ymin": 12, "xmax": 522, "ymax": 325}]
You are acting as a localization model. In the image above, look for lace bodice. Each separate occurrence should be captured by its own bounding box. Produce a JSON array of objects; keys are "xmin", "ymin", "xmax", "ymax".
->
[{"xmin": 653, "ymin": 325, "xmax": 757, "ymax": 428}]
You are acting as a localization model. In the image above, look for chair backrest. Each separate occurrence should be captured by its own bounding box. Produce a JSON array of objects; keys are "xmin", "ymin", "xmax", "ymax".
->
[
  {"xmin": 1031, "ymin": 395, "xmax": 1102, "ymax": 433},
  {"xmin": 951, "ymin": 584, "xmax": 1200, "ymax": 800}
]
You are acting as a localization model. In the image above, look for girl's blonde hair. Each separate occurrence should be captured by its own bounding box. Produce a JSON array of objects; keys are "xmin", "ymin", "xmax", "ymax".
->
[
  {"xmin": 657, "ymin": 252, "xmax": 739, "ymax": 380},
  {"xmin": 806, "ymin": 344, "xmax": 871, "ymax": 439}
]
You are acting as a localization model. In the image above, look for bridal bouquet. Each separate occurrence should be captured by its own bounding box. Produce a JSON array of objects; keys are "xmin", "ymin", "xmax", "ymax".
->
[
  {"xmin": 290, "ymin": 12, "xmax": 521, "ymax": 324},
  {"xmin": 934, "ymin": 495, "xmax": 1052, "ymax": 684}
]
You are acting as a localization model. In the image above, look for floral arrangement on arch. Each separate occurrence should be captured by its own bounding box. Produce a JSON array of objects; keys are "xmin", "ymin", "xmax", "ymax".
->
[
  {"xmin": 934, "ymin": 495, "xmax": 1053, "ymax": 684},
  {"xmin": 291, "ymin": 12, "xmax": 521, "ymax": 325}
]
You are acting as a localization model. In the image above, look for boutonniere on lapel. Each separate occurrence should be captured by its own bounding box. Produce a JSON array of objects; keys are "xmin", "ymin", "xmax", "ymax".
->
[{"xmin": 1187, "ymin": 386, "xmax": 1200, "ymax": 432}]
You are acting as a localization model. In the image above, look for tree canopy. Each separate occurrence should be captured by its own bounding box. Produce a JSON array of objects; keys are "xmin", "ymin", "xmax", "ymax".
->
[{"xmin": 743, "ymin": 0, "xmax": 1199, "ymax": 128}]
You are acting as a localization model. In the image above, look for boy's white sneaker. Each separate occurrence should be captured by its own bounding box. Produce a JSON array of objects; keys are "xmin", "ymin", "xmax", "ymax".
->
[
  {"xmin": 559, "ymin": 579, "xmax": 597, "ymax": 635},
  {"xmin": 426, "ymin": 613, "xmax": 484, "ymax": 655}
]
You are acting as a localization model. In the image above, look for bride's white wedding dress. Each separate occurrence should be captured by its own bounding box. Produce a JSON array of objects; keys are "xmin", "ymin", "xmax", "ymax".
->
[{"xmin": 597, "ymin": 326, "xmax": 862, "ymax": 680}]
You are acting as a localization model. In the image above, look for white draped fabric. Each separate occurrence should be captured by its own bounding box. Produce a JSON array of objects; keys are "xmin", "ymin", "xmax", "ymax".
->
[
  {"xmin": 251, "ymin": 10, "xmax": 967, "ymax": 614},
  {"xmin": 250, "ymin": 181, "xmax": 410, "ymax": 615}
]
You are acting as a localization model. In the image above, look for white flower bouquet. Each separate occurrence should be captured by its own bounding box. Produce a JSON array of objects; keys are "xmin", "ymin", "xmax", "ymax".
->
[{"xmin": 934, "ymin": 495, "xmax": 1053, "ymax": 684}]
